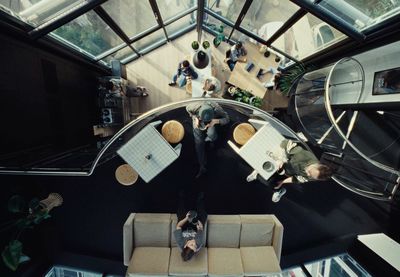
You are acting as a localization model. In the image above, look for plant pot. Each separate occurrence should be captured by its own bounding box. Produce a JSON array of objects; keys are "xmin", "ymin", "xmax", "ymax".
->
[
  {"xmin": 203, "ymin": 40, "xmax": 210, "ymax": 49},
  {"xmin": 275, "ymin": 56, "xmax": 281, "ymax": 63},
  {"xmin": 213, "ymin": 37, "xmax": 222, "ymax": 48},
  {"xmin": 264, "ymin": 51, "xmax": 270, "ymax": 58},
  {"xmin": 191, "ymin": 41, "xmax": 199, "ymax": 51}
]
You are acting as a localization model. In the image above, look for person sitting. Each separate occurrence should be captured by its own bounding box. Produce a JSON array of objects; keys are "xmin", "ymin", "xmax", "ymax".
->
[
  {"xmin": 169, "ymin": 60, "xmax": 198, "ymax": 87},
  {"xmin": 174, "ymin": 191, "xmax": 207, "ymax": 261},
  {"xmin": 246, "ymin": 139, "xmax": 333, "ymax": 202},
  {"xmin": 105, "ymin": 79, "xmax": 148, "ymax": 97},
  {"xmin": 202, "ymin": 76, "xmax": 221, "ymax": 97},
  {"xmin": 225, "ymin": 42, "xmax": 247, "ymax": 71}
]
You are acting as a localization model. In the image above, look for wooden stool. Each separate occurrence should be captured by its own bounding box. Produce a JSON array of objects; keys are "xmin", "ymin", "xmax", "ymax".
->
[
  {"xmin": 233, "ymin": 123, "xmax": 256, "ymax": 145},
  {"xmin": 162, "ymin": 120, "xmax": 185, "ymax": 143},
  {"xmin": 115, "ymin": 164, "xmax": 138, "ymax": 186}
]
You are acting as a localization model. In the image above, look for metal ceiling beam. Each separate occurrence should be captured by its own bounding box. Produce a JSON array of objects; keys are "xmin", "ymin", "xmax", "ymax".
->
[
  {"xmin": 265, "ymin": 8, "xmax": 307, "ymax": 45},
  {"xmin": 289, "ymin": 0, "xmax": 365, "ymax": 42},
  {"xmin": 29, "ymin": 0, "xmax": 108, "ymax": 40},
  {"xmin": 149, "ymin": 0, "xmax": 169, "ymax": 41},
  {"xmin": 197, "ymin": 0, "xmax": 205, "ymax": 43},
  {"xmin": 93, "ymin": 6, "xmax": 140, "ymax": 56},
  {"xmin": 228, "ymin": 0, "xmax": 253, "ymax": 40}
]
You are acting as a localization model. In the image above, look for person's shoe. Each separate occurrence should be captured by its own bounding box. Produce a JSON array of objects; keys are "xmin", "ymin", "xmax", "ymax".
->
[
  {"xmin": 246, "ymin": 170, "xmax": 258, "ymax": 182},
  {"xmin": 272, "ymin": 188, "xmax": 287, "ymax": 203},
  {"xmin": 168, "ymin": 82, "xmax": 177, "ymax": 86},
  {"xmin": 195, "ymin": 167, "xmax": 207, "ymax": 178}
]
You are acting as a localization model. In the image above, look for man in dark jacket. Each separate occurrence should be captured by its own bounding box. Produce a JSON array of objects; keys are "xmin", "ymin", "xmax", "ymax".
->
[{"xmin": 186, "ymin": 102, "xmax": 230, "ymax": 178}]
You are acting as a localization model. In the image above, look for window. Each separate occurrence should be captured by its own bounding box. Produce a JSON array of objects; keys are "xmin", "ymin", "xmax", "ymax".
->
[
  {"xmin": 156, "ymin": 0, "xmax": 196, "ymax": 22},
  {"xmin": 272, "ymin": 13, "xmax": 347, "ymax": 60},
  {"xmin": 204, "ymin": 16, "xmax": 234, "ymax": 40},
  {"xmin": 102, "ymin": 0, "xmax": 158, "ymax": 39},
  {"xmin": 52, "ymin": 11, "xmax": 124, "ymax": 56},
  {"xmin": 240, "ymin": 0, "xmax": 300, "ymax": 37},
  {"xmin": 133, "ymin": 29, "xmax": 167, "ymax": 53},
  {"xmin": 103, "ymin": 45, "xmax": 137, "ymax": 65},
  {"xmin": 1, "ymin": 0, "xmax": 85, "ymax": 27},
  {"xmin": 166, "ymin": 14, "xmax": 196, "ymax": 37},
  {"xmin": 320, "ymin": 0, "xmax": 400, "ymax": 31},
  {"xmin": 206, "ymin": 0, "xmax": 245, "ymax": 23}
]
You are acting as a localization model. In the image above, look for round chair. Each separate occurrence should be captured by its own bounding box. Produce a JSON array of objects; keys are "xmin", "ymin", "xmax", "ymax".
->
[
  {"xmin": 233, "ymin": 123, "xmax": 256, "ymax": 145},
  {"xmin": 115, "ymin": 164, "xmax": 139, "ymax": 186},
  {"xmin": 161, "ymin": 120, "xmax": 185, "ymax": 144}
]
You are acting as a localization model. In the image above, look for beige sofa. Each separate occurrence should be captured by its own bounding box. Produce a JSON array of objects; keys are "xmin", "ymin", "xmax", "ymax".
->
[{"xmin": 123, "ymin": 213, "xmax": 283, "ymax": 277}]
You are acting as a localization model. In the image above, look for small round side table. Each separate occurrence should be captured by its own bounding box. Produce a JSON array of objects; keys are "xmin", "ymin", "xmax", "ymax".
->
[
  {"xmin": 233, "ymin": 123, "xmax": 256, "ymax": 145},
  {"xmin": 161, "ymin": 120, "xmax": 185, "ymax": 144},
  {"xmin": 115, "ymin": 164, "xmax": 138, "ymax": 186}
]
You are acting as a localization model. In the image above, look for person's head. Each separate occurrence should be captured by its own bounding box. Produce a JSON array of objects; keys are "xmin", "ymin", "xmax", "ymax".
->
[
  {"xmin": 236, "ymin": 42, "xmax": 243, "ymax": 49},
  {"xmin": 105, "ymin": 81, "xmax": 115, "ymax": 90},
  {"xmin": 182, "ymin": 60, "xmax": 190, "ymax": 68},
  {"xmin": 198, "ymin": 104, "xmax": 214, "ymax": 124},
  {"xmin": 306, "ymin": 163, "xmax": 333, "ymax": 180},
  {"xmin": 203, "ymin": 80, "xmax": 216, "ymax": 91},
  {"xmin": 181, "ymin": 241, "xmax": 196, "ymax": 261}
]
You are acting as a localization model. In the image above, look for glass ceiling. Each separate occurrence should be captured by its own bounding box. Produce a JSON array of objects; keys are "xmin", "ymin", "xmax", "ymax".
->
[{"xmin": 0, "ymin": 0, "xmax": 399, "ymax": 68}]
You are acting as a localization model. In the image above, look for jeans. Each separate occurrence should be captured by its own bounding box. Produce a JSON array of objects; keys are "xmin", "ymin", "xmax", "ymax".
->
[
  {"xmin": 193, "ymin": 126, "xmax": 217, "ymax": 168},
  {"xmin": 173, "ymin": 72, "xmax": 199, "ymax": 87}
]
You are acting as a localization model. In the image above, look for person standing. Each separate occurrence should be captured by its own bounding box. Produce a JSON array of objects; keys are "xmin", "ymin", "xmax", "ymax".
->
[
  {"xmin": 246, "ymin": 139, "xmax": 333, "ymax": 202},
  {"xmin": 186, "ymin": 102, "xmax": 230, "ymax": 178},
  {"xmin": 169, "ymin": 60, "xmax": 198, "ymax": 87}
]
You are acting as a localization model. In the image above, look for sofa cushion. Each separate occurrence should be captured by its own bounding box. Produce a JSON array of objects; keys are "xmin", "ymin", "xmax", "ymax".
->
[
  {"xmin": 240, "ymin": 246, "xmax": 281, "ymax": 275},
  {"xmin": 169, "ymin": 247, "xmax": 208, "ymax": 276},
  {"xmin": 207, "ymin": 215, "xmax": 241, "ymax": 248},
  {"xmin": 239, "ymin": 215, "xmax": 275, "ymax": 247},
  {"xmin": 127, "ymin": 247, "xmax": 170, "ymax": 276},
  {"xmin": 134, "ymin": 213, "xmax": 171, "ymax": 247},
  {"xmin": 208, "ymin": 248, "xmax": 244, "ymax": 277}
]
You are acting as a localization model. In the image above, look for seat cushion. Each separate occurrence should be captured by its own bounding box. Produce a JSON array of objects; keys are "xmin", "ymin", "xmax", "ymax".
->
[
  {"xmin": 134, "ymin": 213, "xmax": 171, "ymax": 247},
  {"xmin": 207, "ymin": 215, "xmax": 241, "ymax": 248},
  {"xmin": 208, "ymin": 248, "xmax": 244, "ymax": 277},
  {"xmin": 127, "ymin": 247, "xmax": 170, "ymax": 276},
  {"xmin": 240, "ymin": 246, "xmax": 281, "ymax": 275},
  {"xmin": 169, "ymin": 247, "xmax": 208, "ymax": 276},
  {"xmin": 239, "ymin": 215, "xmax": 275, "ymax": 247}
]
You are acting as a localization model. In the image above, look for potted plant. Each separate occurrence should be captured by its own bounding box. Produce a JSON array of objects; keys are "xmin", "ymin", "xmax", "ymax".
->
[
  {"xmin": 278, "ymin": 63, "xmax": 313, "ymax": 96},
  {"xmin": 1, "ymin": 193, "xmax": 63, "ymax": 271},
  {"xmin": 202, "ymin": 40, "xmax": 210, "ymax": 49},
  {"xmin": 191, "ymin": 41, "xmax": 199, "ymax": 51},
  {"xmin": 231, "ymin": 88, "xmax": 263, "ymax": 108},
  {"xmin": 213, "ymin": 25, "xmax": 225, "ymax": 48}
]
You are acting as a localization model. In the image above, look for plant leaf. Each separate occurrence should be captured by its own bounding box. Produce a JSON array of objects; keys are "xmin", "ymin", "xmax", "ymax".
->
[
  {"xmin": 28, "ymin": 198, "xmax": 40, "ymax": 211},
  {"xmin": 2, "ymin": 240, "xmax": 23, "ymax": 271},
  {"xmin": 8, "ymin": 195, "xmax": 26, "ymax": 213}
]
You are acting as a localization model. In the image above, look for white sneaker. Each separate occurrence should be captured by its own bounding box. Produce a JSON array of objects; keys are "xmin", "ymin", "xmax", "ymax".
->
[
  {"xmin": 272, "ymin": 188, "xmax": 286, "ymax": 202},
  {"xmin": 246, "ymin": 170, "xmax": 258, "ymax": 182}
]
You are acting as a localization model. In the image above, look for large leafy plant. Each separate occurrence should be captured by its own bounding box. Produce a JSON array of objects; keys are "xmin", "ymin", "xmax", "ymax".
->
[
  {"xmin": 1, "ymin": 195, "xmax": 51, "ymax": 271},
  {"xmin": 278, "ymin": 63, "xmax": 315, "ymax": 96},
  {"xmin": 229, "ymin": 87, "xmax": 263, "ymax": 108}
]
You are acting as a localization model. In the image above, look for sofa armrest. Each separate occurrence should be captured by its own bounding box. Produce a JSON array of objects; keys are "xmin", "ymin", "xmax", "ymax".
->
[
  {"xmin": 123, "ymin": 213, "xmax": 136, "ymax": 266},
  {"xmin": 271, "ymin": 215, "xmax": 284, "ymax": 262}
]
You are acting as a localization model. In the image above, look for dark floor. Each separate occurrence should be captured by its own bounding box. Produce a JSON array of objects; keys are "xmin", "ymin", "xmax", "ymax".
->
[{"xmin": 1, "ymin": 106, "xmax": 399, "ymax": 276}]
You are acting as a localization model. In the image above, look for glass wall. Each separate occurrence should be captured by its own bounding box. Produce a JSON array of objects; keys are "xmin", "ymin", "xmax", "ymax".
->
[
  {"xmin": 157, "ymin": 0, "xmax": 196, "ymax": 21},
  {"xmin": 0, "ymin": 0, "xmax": 85, "ymax": 27},
  {"xmin": 52, "ymin": 10, "xmax": 124, "ymax": 57},
  {"xmin": 102, "ymin": 0, "xmax": 158, "ymax": 39},
  {"xmin": 166, "ymin": 14, "xmax": 196, "ymax": 37},
  {"xmin": 102, "ymin": 45, "xmax": 136, "ymax": 64},
  {"xmin": 206, "ymin": 0, "xmax": 245, "ymax": 23},
  {"xmin": 272, "ymin": 13, "xmax": 346, "ymax": 60},
  {"xmin": 132, "ymin": 29, "xmax": 166, "ymax": 53}
]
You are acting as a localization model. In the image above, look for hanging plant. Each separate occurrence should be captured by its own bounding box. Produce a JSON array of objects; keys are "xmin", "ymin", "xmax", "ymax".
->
[
  {"xmin": 191, "ymin": 41, "xmax": 199, "ymax": 50},
  {"xmin": 202, "ymin": 40, "xmax": 210, "ymax": 49}
]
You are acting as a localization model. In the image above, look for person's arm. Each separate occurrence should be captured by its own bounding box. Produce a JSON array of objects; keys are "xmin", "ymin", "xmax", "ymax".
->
[
  {"xmin": 212, "ymin": 105, "xmax": 230, "ymax": 126},
  {"xmin": 176, "ymin": 212, "xmax": 190, "ymax": 230},
  {"xmin": 176, "ymin": 63, "xmax": 182, "ymax": 76},
  {"xmin": 173, "ymin": 229, "xmax": 186, "ymax": 251}
]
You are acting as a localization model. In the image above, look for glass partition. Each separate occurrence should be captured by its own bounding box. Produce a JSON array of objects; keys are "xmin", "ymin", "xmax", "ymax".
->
[
  {"xmin": 0, "ymin": 0, "xmax": 85, "ymax": 27},
  {"xmin": 240, "ymin": 0, "xmax": 300, "ymax": 38},
  {"xmin": 156, "ymin": 0, "xmax": 196, "ymax": 22},
  {"xmin": 272, "ymin": 13, "xmax": 347, "ymax": 60},
  {"xmin": 204, "ymin": 16, "xmax": 234, "ymax": 40},
  {"xmin": 102, "ymin": 0, "xmax": 158, "ymax": 39},
  {"xmin": 52, "ymin": 10, "xmax": 124, "ymax": 56}
]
